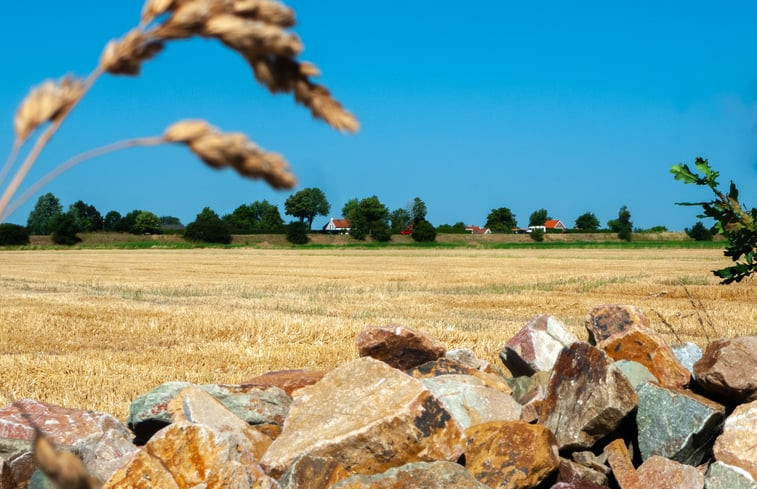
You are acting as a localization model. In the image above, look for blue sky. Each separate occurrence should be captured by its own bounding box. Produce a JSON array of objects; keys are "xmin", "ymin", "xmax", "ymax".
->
[{"xmin": 1, "ymin": 1, "xmax": 756, "ymax": 230}]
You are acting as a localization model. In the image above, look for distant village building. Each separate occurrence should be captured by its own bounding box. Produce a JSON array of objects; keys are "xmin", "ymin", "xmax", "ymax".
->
[
  {"xmin": 543, "ymin": 219, "xmax": 567, "ymax": 231},
  {"xmin": 465, "ymin": 225, "xmax": 491, "ymax": 235},
  {"xmin": 323, "ymin": 218, "xmax": 351, "ymax": 234}
]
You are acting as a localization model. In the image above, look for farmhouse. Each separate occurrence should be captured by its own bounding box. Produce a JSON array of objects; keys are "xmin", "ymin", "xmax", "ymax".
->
[
  {"xmin": 465, "ymin": 225, "xmax": 491, "ymax": 234},
  {"xmin": 323, "ymin": 218, "xmax": 351, "ymax": 234},
  {"xmin": 544, "ymin": 219, "xmax": 567, "ymax": 231}
]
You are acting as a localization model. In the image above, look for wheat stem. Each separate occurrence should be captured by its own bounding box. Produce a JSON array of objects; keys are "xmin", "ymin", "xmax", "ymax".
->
[
  {"xmin": 0, "ymin": 140, "xmax": 21, "ymax": 190},
  {"xmin": 0, "ymin": 68, "xmax": 103, "ymax": 222},
  {"xmin": 0, "ymin": 136, "xmax": 165, "ymax": 222}
]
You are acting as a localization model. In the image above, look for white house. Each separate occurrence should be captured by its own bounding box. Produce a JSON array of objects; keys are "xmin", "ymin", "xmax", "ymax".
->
[{"xmin": 323, "ymin": 218, "xmax": 351, "ymax": 234}]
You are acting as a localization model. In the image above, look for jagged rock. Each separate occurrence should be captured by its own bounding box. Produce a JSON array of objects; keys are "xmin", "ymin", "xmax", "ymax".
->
[
  {"xmin": 260, "ymin": 357, "xmax": 465, "ymax": 478},
  {"xmin": 166, "ymin": 386, "xmax": 273, "ymax": 461},
  {"xmin": 551, "ymin": 482, "xmax": 610, "ymax": 489},
  {"xmin": 713, "ymin": 400, "xmax": 757, "ymax": 480},
  {"xmin": 421, "ymin": 375, "xmax": 522, "ymax": 429},
  {"xmin": 705, "ymin": 461, "xmax": 757, "ymax": 489},
  {"xmin": 242, "ymin": 369, "xmax": 326, "ymax": 396},
  {"xmin": 558, "ymin": 458, "xmax": 609, "ymax": 486},
  {"xmin": 694, "ymin": 336, "xmax": 757, "ymax": 404},
  {"xmin": 571, "ymin": 451, "xmax": 610, "ymax": 475},
  {"xmin": 615, "ymin": 360, "xmax": 657, "ymax": 389},
  {"xmin": 636, "ymin": 381, "xmax": 725, "ymax": 465},
  {"xmin": 73, "ymin": 428, "xmax": 139, "ymax": 483},
  {"xmin": 5, "ymin": 451, "xmax": 34, "ymax": 489},
  {"xmin": 509, "ymin": 371, "xmax": 551, "ymax": 405},
  {"xmin": 603, "ymin": 439, "xmax": 639, "ymax": 489},
  {"xmin": 673, "ymin": 342, "xmax": 703, "ymax": 377},
  {"xmin": 128, "ymin": 381, "xmax": 291, "ymax": 444},
  {"xmin": 356, "ymin": 324, "xmax": 446, "ymax": 370},
  {"xmin": 330, "ymin": 461, "xmax": 489, "ymax": 488},
  {"xmin": 407, "ymin": 358, "xmax": 512, "ymax": 394},
  {"xmin": 465, "ymin": 421, "xmax": 559, "ymax": 489},
  {"xmin": 499, "ymin": 315, "xmax": 578, "ymax": 376},
  {"xmin": 637, "ymin": 455, "xmax": 704, "ymax": 489},
  {"xmin": 585, "ymin": 304, "xmax": 650, "ymax": 344},
  {"xmin": 278, "ymin": 454, "xmax": 350, "ymax": 489},
  {"xmin": 103, "ymin": 422, "xmax": 279, "ymax": 488},
  {"xmin": 598, "ymin": 328, "xmax": 691, "ymax": 389},
  {"xmin": 0, "ymin": 458, "xmax": 15, "ymax": 489},
  {"xmin": 445, "ymin": 349, "xmax": 500, "ymax": 375},
  {"xmin": 539, "ymin": 342, "xmax": 638, "ymax": 450}
]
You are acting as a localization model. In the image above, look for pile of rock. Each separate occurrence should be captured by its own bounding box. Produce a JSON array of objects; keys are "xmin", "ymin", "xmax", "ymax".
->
[{"xmin": 1, "ymin": 305, "xmax": 756, "ymax": 489}]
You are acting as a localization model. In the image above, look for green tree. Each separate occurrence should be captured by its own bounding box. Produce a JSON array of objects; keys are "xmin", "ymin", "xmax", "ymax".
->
[
  {"xmin": 133, "ymin": 211, "xmax": 162, "ymax": 234},
  {"xmin": 390, "ymin": 208, "xmax": 411, "ymax": 234},
  {"xmin": 344, "ymin": 196, "xmax": 389, "ymax": 240},
  {"xmin": 529, "ymin": 228, "xmax": 545, "ymax": 242},
  {"xmin": 411, "ymin": 219, "xmax": 436, "ymax": 242},
  {"xmin": 27, "ymin": 192, "xmax": 62, "ymax": 235},
  {"xmin": 685, "ymin": 221, "xmax": 713, "ymax": 241},
  {"xmin": 0, "ymin": 224, "xmax": 30, "ymax": 245},
  {"xmin": 68, "ymin": 200, "xmax": 103, "ymax": 232},
  {"xmin": 185, "ymin": 207, "xmax": 232, "ymax": 244},
  {"xmin": 50, "ymin": 212, "xmax": 81, "ymax": 245},
  {"xmin": 160, "ymin": 216, "xmax": 184, "ymax": 228},
  {"xmin": 608, "ymin": 205, "xmax": 633, "ymax": 241},
  {"xmin": 284, "ymin": 187, "xmax": 330, "ymax": 230},
  {"xmin": 121, "ymin": 210, "xmax": 141, "ymax": 234},
  {"xmin": 528, "ymin": 208, "xmax": 550, "ymax": 227},
  {"xmin": 103, "ymin": 211, "xmax": 123, "ymax": 232},
  {"xmin": 485, "ymin": 207, "xmax": 517, "ymax": 233},
  {"xmin": 410, "ymin": 197, "xmax": 427, "ymax": 224},
  {"xmin": 672, "ymin": 158, "xmax": 757, "ymax": 282},
  {"xmin": 436, "ymin": 222, "xmax": 467, "ymax": 234},
  {"xmin": 370, "ymin": 220, "xmax": 392, "ymax": 242},
  {"xmin": 574, "ymin": 212, "xmax": 600, "ymax": 231},
  {"xmin": 225, "ymin": 200, "xmax": 284, "ymax": 233},
  {"xmin": 285, "ymin": 221, "xmax": 309, "ymax": 244}
]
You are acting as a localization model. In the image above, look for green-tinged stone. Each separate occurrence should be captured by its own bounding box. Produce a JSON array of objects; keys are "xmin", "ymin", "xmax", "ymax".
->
[{"xmin": 705, "ymin": 462, "xmax": 757, "ymax": 489}]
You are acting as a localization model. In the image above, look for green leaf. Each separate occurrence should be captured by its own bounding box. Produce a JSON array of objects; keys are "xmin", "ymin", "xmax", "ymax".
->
[{"xmin": 670, "ymin": 164, "xmax": 699, "ymax": 185}]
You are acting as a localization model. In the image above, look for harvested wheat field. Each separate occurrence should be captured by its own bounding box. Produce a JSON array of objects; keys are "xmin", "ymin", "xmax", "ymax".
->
[{"xmin": 0, "ymin": 247, "xmax": 755, "ymax": 420}]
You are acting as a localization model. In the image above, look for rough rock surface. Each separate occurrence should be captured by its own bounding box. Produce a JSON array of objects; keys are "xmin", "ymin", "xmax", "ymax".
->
[
  {"xmin": 558, "ymin": 458, "xmax": 609, "ymax": 486},
  {"xmin": 104, "ymin": 422, "xmax": 279, "ymax": 488},
  {"xmin": 694, "ymin": 336, "xmax": 757, "ymax": 404},
  {"xmin": 260, "ymin": 357, "xmax": 466, "ymax": 478},
  {"xmin": 585, "ymin": 304, "xmax": 650, "ymax": 344},
  {"xmin": 499, "ymin": 314, "xmax": 578, "ymax": 376},
  {"xmin": 356, "ymin": 324, "xmax": 445, "ymax": 370},
  {"xmin": 242, "ymin": 369, "xmax": 326, "ymax": 396},
  {"xmin": 166, "ymin": 386, "xmax": 273, "ymax": 461},
  {"xmin": 73, "ymin": 428, "xmax": 139, "ymax": 483},
  {"xmin": 636, "ymin": 455, "xmax": 704, "ymax": 489},
  {"xmin": 614, "ymin": 360, "xmax": 657, "ymax": 389},
  {"xmin": 128, "ymin": 381, "xmax": 291, "ymax": 444},
  {"xmin": 672, "ymin": 342, "xmax": 703, "ymax": 376},
  {"xmin": 705, "ymin": 462, "xmax": 757, "ymax": 489},
  {"xmin": 421, "ymin": 374, "xmax": 522, "ymax": 429},
  {"xmin": 550, "ymin": 482, "xmax": 611, "ymax": 489},
  {"xmin": 636, "ymin": 381, "xmax": 725, "ymax": 465},
  {"xmin": 0, "ymin": 458, "xmax": 14, "ymax": 489},
  {"xmin": 603, "ymin": 439, "xmax": 639, "ymax": 489},
  {"xmin": 539, "ymin": 342, "xmax": 638, "ymax": 450},
  {"xmin": 598, "ymin": 328, "xmax": 691, "ymax": 389},
  {"xmin": 330, "ymin": 461, "xmax": 489, "ymax": 488},
  {"xmin": 277, "ymin": 454, "xmax": 349, "ymax": 489},
  {"xmin": 407, "ymin": 358, "xmax": 512, "ymax": 394},
  {"xmin": 445, "ymin": 348, "xmax": 498, "ymax": 374},
  {"xmin": 465, "ymin": 421, "xmax": 559, "ymax": 489},
  {"xmin": 713, "ymin": 400, "xmax": 757, "ymax": 480},
  {"xmin": 509, "ymin": 371, "xmax": 551, "ymax": 405}
]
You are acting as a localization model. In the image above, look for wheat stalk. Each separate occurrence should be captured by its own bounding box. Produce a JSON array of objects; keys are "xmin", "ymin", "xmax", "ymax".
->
[{"xmin": 0, "ymin": 0, "xmax": 357, "ymax": 222}]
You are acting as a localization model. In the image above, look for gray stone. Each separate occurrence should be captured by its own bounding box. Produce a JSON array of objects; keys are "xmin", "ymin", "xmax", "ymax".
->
[
  {"xmin": 421, "ymin": 375, "xmax": 521, "ymax": 429},
  {"xmin": 509, "ymin": 371, "xmax": 551, "ymax": 405},
  {"xmin": 673, "ymin": 342, "xmax": 703, "ymax": 377},
  {"xmin": 637, "ymin": 381, "xmax": 725, "ymax": 465},
  {"xmin": 615, "ymin": 360, "xmax": 657, "ymax": 389},
  {"xmin": 28, "ymin": 470, "xmax": 56, "ymax": 489},
  {"xmin": 330, "ymin": 461, "xmax": 489, "ymax": 488},
  {"xmin": 705, "ymin": 462, "xmax": 757, "ymax": 489},
  {"xmin": 500, "ymin": 314, "xmax": 578, "ymax": 376}
]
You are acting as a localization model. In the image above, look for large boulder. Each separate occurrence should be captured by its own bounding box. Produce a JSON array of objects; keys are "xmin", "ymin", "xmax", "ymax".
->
[
  {"xmin": 407, "ymin": 358, "xmax": 512, "ymax": 394},
  {"xmin": 356, "ymin": 324, "xmax": 445, "ymax": 370},
  {"xmin": 538, "ymin": 342, "xmax": 638, "ymax": 450},
  {"xmin": 636, "ymin": 455, "xmax": 704, "ymax": 489},
  {"xmin": 499, "ymin": 315, "xmax": 578, "ymax": 377},
  {"xmin": 260, "ymin": 357, "xmax": 466, "ymax": 478},
  {"xmin": 242, "ymin": 369, "xmax": 326, "ymax": 396},
  {"xmin": 277, "ymin": 454, "xmax": 350, "ymax": 489},
  {"xmin": 705, "ymin": 462, "xmax": 757, "ymax": 489},
  {"xmin": 636, "ymin": 381, "xmax": 725, "ymax": 465},
  {"xmin": 464, "ymin": 421, "xmax": 560, "ymax": 489},
  {"xmin": 128, "ymin": 381, "xmax": 291, "ymax": 444},
  {"xmin": 713, "ymin": 400, "xmax": 757, "ymax": 480},
  {"xmin": 585, "ymin": 304, "xmax": 650, "ymax": 344},
  {"xmin": 421, "ymin": 375, "xmax": 522, "ymax": 429},
  {"xmin": 330, "ymin": 461, "xmax": 489, "ymax": 488},
  {"xmin": 103, "ymin": 422, "xmax": 279, "ymax": 488},
  {"xmin": 694, "ymin": 336, "xmax": 757, "ymax": 404},
  {"xmin": 597, "ymin": 328, "xmax": 691, "ymax": 389}
]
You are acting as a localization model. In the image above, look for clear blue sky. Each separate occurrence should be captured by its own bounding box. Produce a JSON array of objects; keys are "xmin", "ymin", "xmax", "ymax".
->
[{"xmin": 1, "ymin": 1, "xmax": 756, "ymax": 230}]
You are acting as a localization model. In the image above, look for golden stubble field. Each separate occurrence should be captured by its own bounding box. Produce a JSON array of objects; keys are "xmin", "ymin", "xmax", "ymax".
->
[{"xmin": 0, "ymin": 247, "xmax": 755, "ymax": 420}]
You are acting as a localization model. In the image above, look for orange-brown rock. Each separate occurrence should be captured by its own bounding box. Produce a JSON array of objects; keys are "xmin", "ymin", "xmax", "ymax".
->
[
  {"xmin": 465, "ymin": 421, "xmax": 559, "ymax": 489},
  {"xmin": 713, "ymin": 400, "xmax": 757, "ymax": 480},
  {"xmin": 636, "ymin": 456, "xmax": 704, "ymax": 489},
  {"xmin": 260, "ymin": 357, "xmax": 465, "ymax": 478},
  {"xmin": 330, "ymin": 461, "xmax": 489, "ymax": 488},
  {"xmin": 598, "ymin": 328, "xmax": 691, "ymax": 389},
  {"xmin": 167, "ymin": 386, "xmax": 272, "ymax": 461},
  {"xmin": 104, "ymin": 422, "xmax": 279, "ymax": 488},
  {"xmin": 585, "ymin": 304, "xmax": 650, "ymax": 344},
  {"xmin": 559, "ymin": 458, "xmax": 609, "ymax": 487},
  {"xmin": 0, "ymin": 458, "xmax": 14, "ymax": 489},
  {"xmin": 603, "ymin": 439, "xmax": 640, "ymax": 489},
  {"xmin": 242, "ymin": 369, "xmax": 327, "ymax": 396},
  {"xmin": 278, "ymin": 455, "xmax": 350, "ymax": 489},
  {"xmin": 356, "ymin": 324, "xmax": 446, "ymax": 370},
  {"xmin": 694, "ymin": 336, "xmax": 757, "ymax": 404}
]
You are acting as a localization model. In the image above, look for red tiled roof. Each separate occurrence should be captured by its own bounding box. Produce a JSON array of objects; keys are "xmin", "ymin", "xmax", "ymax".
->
[
  {"xmin": 544, "ymin": 219, "xmax": 564, "ymax": 229},
  {"xmin": 331, "ymin": 219, "xmax": 350, "ymax": 228}
]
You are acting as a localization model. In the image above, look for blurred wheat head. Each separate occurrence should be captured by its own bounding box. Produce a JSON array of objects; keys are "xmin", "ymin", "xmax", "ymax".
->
[{"xmin": 0, "ymin": 0, "xmax": 358, "ymax": 222}]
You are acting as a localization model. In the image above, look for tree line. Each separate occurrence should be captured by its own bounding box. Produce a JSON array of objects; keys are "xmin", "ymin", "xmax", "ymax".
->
[{"xmin": 0, "ymin": 188, "xmax": 714, "ymax": 246}]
